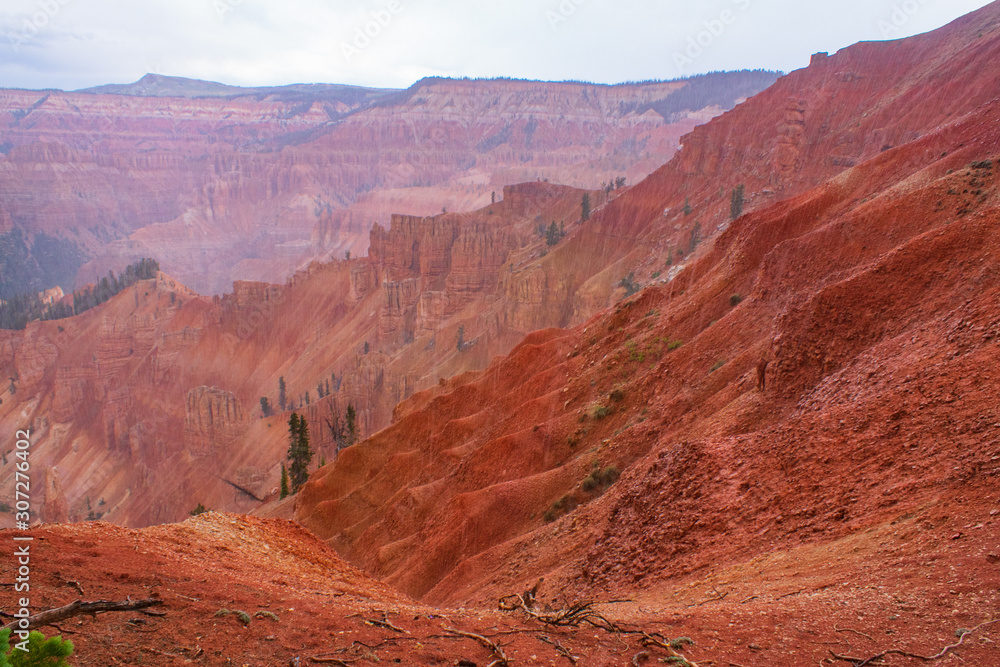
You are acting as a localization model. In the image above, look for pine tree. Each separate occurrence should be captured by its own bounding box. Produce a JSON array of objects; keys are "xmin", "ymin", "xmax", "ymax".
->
[
  {"xmin": 278, "ymin": 377, "xmax": 287, "ymax": 412},
  {"xmin": 0, "ymin": 628, "xmax": 74, "ymax": 666},
  {"xmin": 581, "ymin": 193, "xmax": 591, "ymax": 221},
  {"xmin": 456, "ymin": 325, "xmax": 465, "ymax": 351},
  {"xmin": 730, "ymin": 184, "xmax": 745, "ymax": 220},
  {"xmin": 317, "ymin": 382, "xmax": 325, "ymax": 399},
  {"xmin": 345, "ymin": 405, "xmax": 358, "ymax": 446},
  {"xmin": 280, "ymin": 464, "xmax": 289, "ymax": 499},
  {"xmin": 546, "ymin": 221, "xmax": 560, "ymax": 246},
  {"xmin": 305, "ymin": 391, "xmax": 311, "ymax": 406},
  {"xmin": 260, "ymin": 397, "xmax": 273, "ymax": 418},
  {"xmin": 287, "ymin": 413, "xmax": 313, "ymax": 493}
]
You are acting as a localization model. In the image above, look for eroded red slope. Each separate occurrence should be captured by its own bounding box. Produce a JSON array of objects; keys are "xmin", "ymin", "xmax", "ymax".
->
[{"xmin": 292, "ymin": 23, "xmax": 1000, "ymax": 657}]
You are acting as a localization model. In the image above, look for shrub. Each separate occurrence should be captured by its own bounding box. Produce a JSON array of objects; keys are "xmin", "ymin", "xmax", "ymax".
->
[
  {"xmin": 544, "ymin": 495, "xmax": 577, "ymax": 522},
  {"xmin": 609, "ymin": 389, "xmax": 625, "ymax": 403},
  {"xmin": 0, "ymin": 629, "xmax": 74, "ymax": 666},
  {"xmin": 710, "ymin": 360, "xmax": 726, "ymax": 373},
  {"xmin": 215, "ymin": 609, "xmax": 252, "ymax": 625},
  {"xmin": 582, "ymin": 465, "xmax": 621, "ymax": 493},
  {"xmin": 190, "ymin": 503, "xmax": 209, "ymax": 516},
  {"xmin": 667, "ymin": 340, "xmax": 683, "ymax": 351},
  {"xmin": 730, "ymin": 294, "xmax": 744, "ymax": 307},
  {"xmin": 592, "ymin": 405, "xmax": 611, "ymax": 420}
]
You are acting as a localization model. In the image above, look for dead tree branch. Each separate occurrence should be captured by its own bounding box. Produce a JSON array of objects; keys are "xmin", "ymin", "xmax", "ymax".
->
[
  {"xmin": 829, "ymin": 619, "xmax": 999, "ymax": 666},
  {"xmin": 3, "ymin": 598, "xmax": 164, "ymax": 632}
]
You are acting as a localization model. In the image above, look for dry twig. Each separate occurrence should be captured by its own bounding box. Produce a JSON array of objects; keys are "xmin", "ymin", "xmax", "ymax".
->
[
  {"xmin": 444, "ymin": 626, "xmax": 510, "ymax": 667},
  {"xmin": 538, "ymin": 634, "xmax": 580, "ymax": 664},
  {"xmin": 829, "ymin": 619, "xmax": 999, "ymax": 666}
]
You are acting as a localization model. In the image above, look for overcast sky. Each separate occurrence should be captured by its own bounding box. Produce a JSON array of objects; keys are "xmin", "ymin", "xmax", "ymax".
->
[{"xmin": 0, "ymin": 0, "xmax": 994, "ymax": 91}]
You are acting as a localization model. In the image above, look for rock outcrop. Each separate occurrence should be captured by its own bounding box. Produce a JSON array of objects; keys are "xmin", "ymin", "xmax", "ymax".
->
[{"xmin": 184, "ymin": 386, "xmax": 247, "ymax": 457}]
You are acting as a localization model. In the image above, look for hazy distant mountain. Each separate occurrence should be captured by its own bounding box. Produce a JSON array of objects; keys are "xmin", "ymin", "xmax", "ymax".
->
[{"xmin": 76, "ymin": 72, "xmax": 397, "ymax": 104}]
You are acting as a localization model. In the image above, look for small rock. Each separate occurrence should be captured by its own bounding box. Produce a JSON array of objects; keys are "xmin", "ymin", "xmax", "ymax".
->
[
  {"xmin": 987, "ymin": 554, "xmax": 1000, "ymax": 564},
  {"xmin": 950, "ymin": 533, "xmax": 962, "ymax": 540}
]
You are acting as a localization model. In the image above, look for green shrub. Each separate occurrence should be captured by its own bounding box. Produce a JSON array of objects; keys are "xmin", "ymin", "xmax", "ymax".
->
[
  {"xmin": 710, "ymin": 360, "xmax": 726, "ymax": 373},
  {"xmin": 581, "ymin": 465, "xmax": 621, "ymax": 493},
  {"xmin": 189, "ymin": 503, "xmax": 209, "ymax": 516},
  {"xmin": 730, "ymin": 294, "xmax": 744, "ymax": 307},
  {"xmin": 0, "ymin": 629, "xmax": 74, "ymax": 666},
  {"xmin": 592, "ymin": 405, "xmax": 611, "ymax": 420},
  {"xmin": 609, "ymin": 389, "xmax": 625, "ymax": 403},
  {"xmin": 667, "ymin": 340, "xmax": 683, "ymax": 351},
  {"xmin": 215, "ymin": 609, "xmax": 252, "ymax": 625}
]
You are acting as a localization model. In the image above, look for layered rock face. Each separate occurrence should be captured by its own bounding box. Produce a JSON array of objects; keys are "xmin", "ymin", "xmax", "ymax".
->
[
  {"xmin": 0, "ymin": 73, "xmax": 778, "ymax": 293},
  {"xmin": 184, "ymin": 386, "xmax": 248, "ymax": 457}
]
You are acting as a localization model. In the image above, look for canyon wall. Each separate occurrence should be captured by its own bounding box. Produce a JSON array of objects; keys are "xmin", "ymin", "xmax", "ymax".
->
[{"xmin": 0, "ymin": 73, "xmax": 779, "ymax": 294}]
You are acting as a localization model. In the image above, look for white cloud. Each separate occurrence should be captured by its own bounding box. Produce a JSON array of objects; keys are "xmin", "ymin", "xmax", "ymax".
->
[{"xmin": 0, "ymin": 0, "xmax": 994, "ymax": 90}]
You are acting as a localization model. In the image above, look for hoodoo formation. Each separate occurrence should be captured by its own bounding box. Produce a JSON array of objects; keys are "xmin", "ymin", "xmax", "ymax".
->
[{"xmin": 2, "ymin": 4, "xmax": 1000, "ymax": 666}]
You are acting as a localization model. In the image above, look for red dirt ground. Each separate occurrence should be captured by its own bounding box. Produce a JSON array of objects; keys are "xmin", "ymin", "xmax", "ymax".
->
[{"xmin": 2, "ymin": 509, "xmax": 997, "ymax": 665}]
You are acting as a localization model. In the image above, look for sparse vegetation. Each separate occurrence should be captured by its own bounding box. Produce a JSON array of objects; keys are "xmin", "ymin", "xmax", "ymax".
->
[
  {"xmin": 189, "ymin": 503, "xmax": 209, "ymax": 516},
  {"xmin": 609, "ymin": 388, "xmax": 625, "ymax": 403},
  {"xmin": 619, "ymin": 273, "xmax": 641, "ymax": 297},
  {"xmin": 0, "ymin": 258, "xmax": 159, "ymax": 330},
  {"xmin": 667, "ymin": 340, "xmax": 683, "ymax": 351},
  {"xmin": 730, "ymin": 293, "xmax": 744, "ymax": 307},
  {"xmin": 688, "ymin": 221, "xmax": 702, "ymax": 253},
  {"xmin": 711, "ymin": 360, "xmax": 727, "ymax": 373}
]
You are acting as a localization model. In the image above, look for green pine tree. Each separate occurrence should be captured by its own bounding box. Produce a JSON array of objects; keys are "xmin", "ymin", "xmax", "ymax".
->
[
  {"xmin": 345, "ymin": 405, "xmax": 358, "ymax": 446},
  {"xmin": 278, "ymin": 377, "xmax": 287, "ymax": 412},
  {"xmin": 581, "ymin": 193, "xmax": 591, "ymax": 222},
  {"xmin": 280, "ymin": 464, "xmax": 289, "ymax": 499},
  {"xmin": 0, "ymin": 629, "xmax": 74, "ymax": 666},
  {"xmin": 730, "ymin": 184, "xmax": 745, "ymax": 220},
  {"xmin": 287, "ymin": 413, "xmax": 313, "ymax": 493},
  {"xmin": 546, "ymin": 221, "xmax": 560, "ymax": 246}
]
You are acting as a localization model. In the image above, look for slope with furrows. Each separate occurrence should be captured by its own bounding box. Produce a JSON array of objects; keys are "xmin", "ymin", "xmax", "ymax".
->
[{"xmin": 292, "ymin": 5, "xmax": 1000, "ymax": 615}]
